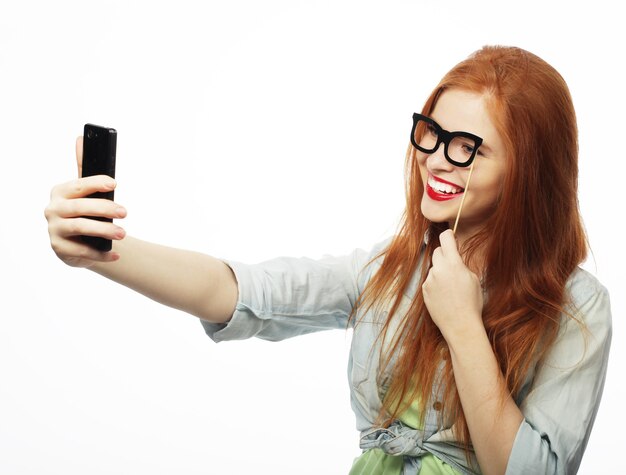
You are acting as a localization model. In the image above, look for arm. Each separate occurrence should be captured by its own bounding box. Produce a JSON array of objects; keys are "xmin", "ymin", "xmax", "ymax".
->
[
  {"xmin": 445, "ymin": 322, "xmax": 523, "ymax": 475},
  {"xmin": 90, "ymin": 236, "xmax": 237, "ymax": 323},
  {"xmin": 423, "ymin": 230, "xmax": 612, "ymax": 474},
  {"xmin": 505, "ymin": 274, "xmax": 611, "ymax": 474},
  {"xmin": 45, "ymin": 136, "xmax": 237, "ymax": 323},
  {"xmin": 201, "ymin": 247, "xmax": 372, "ymax": 343},
  {"xmin": 423, "ymin": 230, "xmax": 522, "ymax": 475}
]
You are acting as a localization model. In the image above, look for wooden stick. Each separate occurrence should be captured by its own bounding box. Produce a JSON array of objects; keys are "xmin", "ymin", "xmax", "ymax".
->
[{"xmin": 452, "ymin": 160, "xmax": 476, "ymax": 235}]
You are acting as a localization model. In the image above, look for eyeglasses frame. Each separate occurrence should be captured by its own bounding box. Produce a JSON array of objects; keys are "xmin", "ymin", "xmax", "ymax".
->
[{"xmin": 410, "ymin": 113, "xmax": 484, "ymax": 168}]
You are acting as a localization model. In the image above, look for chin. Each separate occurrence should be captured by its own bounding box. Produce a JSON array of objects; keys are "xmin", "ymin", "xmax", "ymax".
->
[{"xmin": 420, "ymin": 196, "xmax": 455, "ymax": 224}]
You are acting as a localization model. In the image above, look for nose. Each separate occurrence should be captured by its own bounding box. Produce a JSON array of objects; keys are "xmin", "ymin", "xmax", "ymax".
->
[{"xmin": 425, "ymin": 142, "xmax": 455, "ymax": 173}]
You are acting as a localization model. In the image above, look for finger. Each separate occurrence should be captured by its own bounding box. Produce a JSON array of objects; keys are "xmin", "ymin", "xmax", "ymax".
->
[
  {"xmin": 50, "ymin": 175, "xmax": 116, "ymax": 200},
  {"xmin": 52, "ymin": 238, "xmax": 120, "ymax": 264},
  {"xmin": 55, "ymin": 217, "xmax": 126, "ymax": 241},
  {"xmin": 431, "ymin": 247, "xmax": 443, "ymax": 267},
  {"xmin": 55, "ymin": 197, "xmax": 127, "ymax": 219},
  {"xmin": 421, "ymin": 278, "xmax": 433, "ymax": 301},
  {"xmin": 439, "ymin": 229, "xmax": 461, "ymax": 260},
  {"xmin": 76, "ymin": 136, "xmax": 83, "ymax": 178}
]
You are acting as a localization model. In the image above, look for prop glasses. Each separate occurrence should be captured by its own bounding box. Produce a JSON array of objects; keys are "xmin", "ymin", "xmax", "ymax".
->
[{"xmin": 410, "ymin": 113, "xmax": 483, "ymax": 167}]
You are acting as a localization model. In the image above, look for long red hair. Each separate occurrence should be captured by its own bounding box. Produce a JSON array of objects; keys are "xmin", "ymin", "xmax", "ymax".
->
[{"xmin": 354, "ymin": 46, "xmax": 587, "ymax": 453}]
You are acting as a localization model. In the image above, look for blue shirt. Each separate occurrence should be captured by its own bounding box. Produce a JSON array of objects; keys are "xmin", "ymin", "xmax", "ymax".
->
[{"xmin": 201, "ymin": 239, "xmax": 612, "ymax": 474}]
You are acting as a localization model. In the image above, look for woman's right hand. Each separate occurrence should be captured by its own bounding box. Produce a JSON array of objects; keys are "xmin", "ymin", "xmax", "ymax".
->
[{"xmin": 44, "ymin": 137, "xmax": 127, "ymax": 268}]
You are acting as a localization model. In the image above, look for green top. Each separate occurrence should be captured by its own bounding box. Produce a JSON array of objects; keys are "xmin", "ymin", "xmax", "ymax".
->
[{"xmin": 349, "ymin": 397, "xmax": 460, "ymax": 475}]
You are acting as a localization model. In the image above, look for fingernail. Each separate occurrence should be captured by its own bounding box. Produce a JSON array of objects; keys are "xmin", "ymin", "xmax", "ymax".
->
[
  {"xmin": 116, "ymin": 206, "xmax": 127, "ymax": 217},
  {"xmin": 106, "ymin": 180, "xmax": 117, "ymax": 190}
]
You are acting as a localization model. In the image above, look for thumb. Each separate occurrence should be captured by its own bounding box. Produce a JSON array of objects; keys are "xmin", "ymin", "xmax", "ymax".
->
[
  {"xmin": 75, "ymin": 136, "xmax": 83, "ymax": 178},
  {"xmin": 439, "ymin": 229, "xmax": 461, "ymax": 260}
]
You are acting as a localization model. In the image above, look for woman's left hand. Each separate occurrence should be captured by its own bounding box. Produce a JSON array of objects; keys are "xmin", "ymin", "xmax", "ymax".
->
[{"xmin": 422, "ymin": 229, "xmax": 484, "ymax": 342}]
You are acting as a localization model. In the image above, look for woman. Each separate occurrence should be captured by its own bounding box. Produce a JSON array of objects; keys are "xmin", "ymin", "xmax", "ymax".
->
[{"xmin": 45, "ymin": 46, "xmax": 611, "ymax": 474}]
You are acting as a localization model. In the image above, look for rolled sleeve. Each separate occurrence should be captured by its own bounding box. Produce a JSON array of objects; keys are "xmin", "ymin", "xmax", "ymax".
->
[
  {"xmin": 201, "ymin": 243, "xmax": 386, "ymax": 343},
  {"xmin": 506, "ymin": 269, "xmax": 612, "ymax": 474}
]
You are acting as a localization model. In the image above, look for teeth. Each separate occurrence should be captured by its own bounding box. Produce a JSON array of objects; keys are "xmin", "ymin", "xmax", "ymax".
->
[{"xmin": 428, "ymin": 176, "xmax": 463, "ymax": 194}]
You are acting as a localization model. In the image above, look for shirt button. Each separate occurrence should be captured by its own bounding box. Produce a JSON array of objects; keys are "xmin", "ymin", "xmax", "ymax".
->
[{"xmin": 432, "ymin": 401, "xmax": 442, "ymax": 411}]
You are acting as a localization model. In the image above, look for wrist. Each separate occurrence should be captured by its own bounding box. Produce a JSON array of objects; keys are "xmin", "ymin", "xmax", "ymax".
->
[{"xmin": 442, "ymin": 313, "xmax": 487, "ymax": 352}]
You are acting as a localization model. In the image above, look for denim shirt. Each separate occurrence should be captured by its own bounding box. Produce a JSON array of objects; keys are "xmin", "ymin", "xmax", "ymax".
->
[{"xmin": 201, "ymin": 239, "xmax": 612, "ymax": 474}]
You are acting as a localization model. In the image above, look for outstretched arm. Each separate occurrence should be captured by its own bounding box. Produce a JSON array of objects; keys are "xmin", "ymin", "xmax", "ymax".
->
[
  {"xmin": 44, "ymin": 137, "xmax": 237, "ymax": 323},
  {"xmin": 90, "ymin": 236, "xmax": 238, "ymax": 323}
]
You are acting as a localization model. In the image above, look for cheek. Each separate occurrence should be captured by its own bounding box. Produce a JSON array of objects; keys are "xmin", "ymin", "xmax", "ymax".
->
[
  {"xmin": 472, "ymin": 170, "xmax": 505, "ymax": 204},
  {"xmin": 416, "ymin": 153, "xmax": 428, "ymax": 176}
]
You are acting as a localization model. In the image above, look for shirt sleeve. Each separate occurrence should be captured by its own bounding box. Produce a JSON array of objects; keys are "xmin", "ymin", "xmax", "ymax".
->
[
  {"xmin": 200, "ymin": 244, "xmax": 383, "ymax": 343},
  {"xmin": 505, "ymin": 270, "xmax": 612, "ymax": 475}
]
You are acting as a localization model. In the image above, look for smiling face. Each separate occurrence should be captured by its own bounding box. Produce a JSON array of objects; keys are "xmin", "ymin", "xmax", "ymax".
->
[{"xmin": 417, "ymin": 89, "xmax": 508, "ymax": 241}]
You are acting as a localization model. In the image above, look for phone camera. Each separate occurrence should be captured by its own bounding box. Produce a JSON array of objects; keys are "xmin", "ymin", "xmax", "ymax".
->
[{"xmin": 87, "ymin": 129, "xmax": 94, "ymax": 139}]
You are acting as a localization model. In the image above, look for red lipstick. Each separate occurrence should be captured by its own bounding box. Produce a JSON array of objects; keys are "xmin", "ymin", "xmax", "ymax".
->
[{"xmin": 425, "ymin": 174, "xmax": 464, "ymax": 202}]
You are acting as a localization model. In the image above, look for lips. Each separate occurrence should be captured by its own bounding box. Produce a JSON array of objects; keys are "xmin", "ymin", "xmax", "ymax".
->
[{"xmin": 426, "ymin": 174, "xmax": 465, "ymax": 202}]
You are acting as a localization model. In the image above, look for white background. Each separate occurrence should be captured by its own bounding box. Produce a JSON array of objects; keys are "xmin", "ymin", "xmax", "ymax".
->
[{"xmin": 1, "ymin": 0, "xmax": 624, "ymax": 473}]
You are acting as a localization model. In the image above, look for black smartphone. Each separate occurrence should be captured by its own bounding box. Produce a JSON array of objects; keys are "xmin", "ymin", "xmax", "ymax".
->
[{"xmin": 81, "ymin": 123, "xmax": 117, "ymax": 252}]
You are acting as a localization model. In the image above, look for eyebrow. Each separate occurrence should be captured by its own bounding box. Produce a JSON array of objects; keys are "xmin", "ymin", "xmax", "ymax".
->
[
  {"xmin": 478, "ymin": 142, "xmax": 493, "ymax": 154},
  {"xmin": 430, "ymin": 113, "xmax": 494, "ymax": 155}
]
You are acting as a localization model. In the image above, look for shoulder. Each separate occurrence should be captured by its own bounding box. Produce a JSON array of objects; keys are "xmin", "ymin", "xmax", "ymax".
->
[
  {"xmin": 368, "ymin": 236, "xmax": 395, "ymax": 258},
  {"xmin": 566, "ymin": 267, "xmax": 609, "ymax": 301},
  {"xmin": 550, "ymin": 267, "xmax": 613, "ymax": 363},
  {"xmin": 355, "ymin": 235, "xmax": 427, "ymax": 275},
  {"xmin": 356, "ymin": 236, "xmax": 394, "ymax": 271},
  {"xmin": 564, "ymin": 267, "xmax": 611, "ymax": 327},
  {"xmin": 351, "ymin": 236, "xmax": 393, "ymax": 289}
]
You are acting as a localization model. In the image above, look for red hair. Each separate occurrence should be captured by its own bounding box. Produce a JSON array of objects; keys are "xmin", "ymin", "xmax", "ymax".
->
[{"xmin": 353, "ymin": 46, "xmax": 587, "ymax": 454}]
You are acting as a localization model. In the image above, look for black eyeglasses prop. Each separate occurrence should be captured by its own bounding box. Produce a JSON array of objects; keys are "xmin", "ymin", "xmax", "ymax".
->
[{"xmin": 410, "ymin": 113, "xmax": 483, "ymax": 234}]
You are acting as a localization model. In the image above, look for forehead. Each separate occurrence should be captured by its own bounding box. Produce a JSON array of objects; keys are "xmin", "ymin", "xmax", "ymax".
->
[{"xmin": 430, "ymin": 89, "xmax": 502, "ymax": 153}]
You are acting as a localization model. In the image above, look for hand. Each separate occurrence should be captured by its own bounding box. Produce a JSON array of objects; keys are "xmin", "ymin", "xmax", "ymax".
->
[
  {"xmin": 44, "ymin": 137, "xmax": 127, "ymax": 268},
  {"xmin": 422, "ymin": 229, "xmax": 484, "ymax": 342}
]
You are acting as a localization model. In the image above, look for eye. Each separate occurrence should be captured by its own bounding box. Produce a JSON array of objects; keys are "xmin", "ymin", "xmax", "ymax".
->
[
  {"xmin": 461, "ymin": 143, "xmax": 475, "ymax": 154},
  {"xmin": 460, "ymin": 142, "xmax": 485, "ymax": 157},
  {"xmin": 426, "ymin": 123, "xmax": 438, "ymax": 136}
]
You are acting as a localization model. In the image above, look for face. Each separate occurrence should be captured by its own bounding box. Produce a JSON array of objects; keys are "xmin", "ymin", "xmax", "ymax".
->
[{"xmin": 416, "ymin": 89, "xmax": 507, "ymax": 240}]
